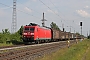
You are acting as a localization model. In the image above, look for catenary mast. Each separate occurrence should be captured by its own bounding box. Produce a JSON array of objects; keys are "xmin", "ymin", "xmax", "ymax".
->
[
  {"xmin": 11, "ymin": 0, "xmax": 17, "ymax": 33},
  {"xmin": 41, "ymin": 12, "xmax": 47, "ymax": 27}
]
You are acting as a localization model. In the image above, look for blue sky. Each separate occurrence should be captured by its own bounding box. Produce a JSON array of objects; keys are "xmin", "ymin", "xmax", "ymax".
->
[{"xmin": 0, "ymin": 0, "xmax": 90, "ymax": 36}]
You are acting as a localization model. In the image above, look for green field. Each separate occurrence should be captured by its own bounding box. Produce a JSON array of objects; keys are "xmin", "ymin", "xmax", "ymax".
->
[{"xmin": 38, "ymin": 39, "xmax": 90, "ymax": 60}]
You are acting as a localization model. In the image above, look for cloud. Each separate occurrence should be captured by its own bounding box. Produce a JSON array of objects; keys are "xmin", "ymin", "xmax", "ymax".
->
[
  {"xmin": 86, "ymin": 6, "xmax": 89, "ymax": 8},
  {"xmin": 24, "ymin": 7, "xmax": 32, "ymax": 13},
  {"xmin": 47, "ymin": 10, "xmax": 58, "ymax": 14},
  {"xmin": 76, "ymin": 10, "xmax": 90, "ymax": 17},
  {"xmin": 84, "ymin": 6, "xmax": 89, "ymax": 9}
]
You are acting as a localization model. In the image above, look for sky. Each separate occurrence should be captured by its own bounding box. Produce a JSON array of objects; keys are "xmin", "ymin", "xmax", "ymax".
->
[{"xmin": 0, "ymin": 0, "xmax": 90, "ymax": 36}]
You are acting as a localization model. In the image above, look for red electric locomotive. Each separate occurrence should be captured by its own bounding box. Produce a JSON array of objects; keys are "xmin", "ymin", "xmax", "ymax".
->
[{"xmin": 22, "ymin": 23, "xmax": 52, "ymax": 43}]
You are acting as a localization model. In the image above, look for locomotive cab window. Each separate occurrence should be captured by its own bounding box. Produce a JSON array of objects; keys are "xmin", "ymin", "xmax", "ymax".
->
[
  {"xmin": 30, "ymin": 28, "xmax": 35, "ymax": 32},
  {"xmin": 24, "ymin": 28, "xmax": 29, "ymax": 30},
  {"xmin": 24, "ymin": 27, "xmax": 34, "ymax": 31}
]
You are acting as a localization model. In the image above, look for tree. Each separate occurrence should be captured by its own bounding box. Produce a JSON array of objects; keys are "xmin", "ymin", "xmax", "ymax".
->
[
  {"xmin": 0, "ymin": 27, "xmax": 24, "ymax": 44},
  {"xmin": 50, "ymin": 22, "xmax": 60, "ymax": 30},
  {"xmin": 2, "ymin": 29, "xmax": 10, "ymax": 34},
  {"xmin": 9, "ymin": 26, "xmax": 23, "ymax": 44},
  {"xmin": 17, "ymin": 26, "xmax": 23, "ymax": 35},
  {"xmin": 76, "ymin": 32, "xmax": 80, "ymax": 35},
  {"xmin": 88, "ymin": 35, "xmax": 90, "ymax": 39},
  {"xmin": 0, "ymin": 29, "xmax": 10, "ymax": 43}
]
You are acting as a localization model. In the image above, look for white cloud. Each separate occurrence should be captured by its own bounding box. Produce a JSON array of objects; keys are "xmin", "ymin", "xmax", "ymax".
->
[
  {"xmin": 84, "ymin": 6, "xmax": 89, "ymax": 9},
  {"xmin": 47, "ymin": 10, "xmax": 58, "ymax": 14},
  {"xmin": 24, "ymin": 7, "xmax": 32, "ymax": 13},
  {"xmin": 86, "ymin": 6, "xmax": 89, "ymax": 8},
  {"xmin": 76, "ymin": 10, "xmax": 90, "ymax": 17}
]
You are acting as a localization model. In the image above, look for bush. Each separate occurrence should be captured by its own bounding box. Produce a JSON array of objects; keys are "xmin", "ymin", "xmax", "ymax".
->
[{"xmin": 0, "ymin": 27, "xmax": 23, "ymax": 45}]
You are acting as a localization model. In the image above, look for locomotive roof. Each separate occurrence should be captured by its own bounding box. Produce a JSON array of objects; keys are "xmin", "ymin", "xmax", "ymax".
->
[
  {"xmin": 40, "ymin": 26, "xmax": 51, "ymax": 30},
  {"xmin": 25, "ymin": 23, "xmax": 51, "ymax": 30},
  {"xmin": 28, "ymin": 23, "xmax": 40, "ymax": 26}
]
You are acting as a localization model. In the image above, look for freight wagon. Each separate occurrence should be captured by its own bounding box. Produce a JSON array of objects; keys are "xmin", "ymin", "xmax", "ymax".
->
[{"xmin": 51, "ymin": 29, "xmax": 61, "ymax": 41}]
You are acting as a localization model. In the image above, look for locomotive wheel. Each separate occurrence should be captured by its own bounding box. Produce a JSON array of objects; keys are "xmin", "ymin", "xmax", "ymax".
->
[
  {"xmin": 37, "ymin": 41, "xmax": 40, "ymax": 44},
  {"xmin": 35, "ymin": 40, "xmax": 40, "ymax": 44}
]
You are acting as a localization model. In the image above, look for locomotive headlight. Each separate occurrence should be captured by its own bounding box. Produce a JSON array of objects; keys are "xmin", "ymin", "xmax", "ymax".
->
[
  {"xmin": 23, "ymin": 33, "xmax": 27, "ymax": 35},
  {"xmin": 31, "ymin": 33, "xmax": 34, "ymax": 35}
]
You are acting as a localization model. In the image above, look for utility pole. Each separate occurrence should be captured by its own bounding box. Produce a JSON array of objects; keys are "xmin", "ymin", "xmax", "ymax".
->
[
  {"xmin": 80, "ymin": 22, "xmax": 82, "ymax": 41},
  {"xmin": 87, "ymin": 31, "xmax": 88, "ymax": 38},
  {"xmin": 74, "ymin": 29, "xmax": 75, "ymax": 33},
  {"xmin": 11, "ymin": 0, "xmax": 17, "ymax": 33},
  {"xmin": 41, "ymin": 12, "xmax": 47, "ymax": 27},
  {"xmin": 62, "ymin": 23, "xmax": 65, "ymax": 32},
  {"xmin": 89, "ymin": 30, "xmax": 90, "ymax": 36},
  {"xmin": 67, "ymin": 26, "xmax": 71, "ymax": 33}
]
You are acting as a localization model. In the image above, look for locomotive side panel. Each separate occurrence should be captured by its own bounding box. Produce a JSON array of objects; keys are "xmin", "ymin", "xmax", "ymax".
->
[{"xmin": 34, "ymin": 27, "xmax": 52, "ymax": 40}]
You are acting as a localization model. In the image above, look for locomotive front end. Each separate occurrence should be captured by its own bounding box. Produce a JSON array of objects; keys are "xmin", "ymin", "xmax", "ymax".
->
[{"xmin": 22, "ymin": 26, "xmax": 35, "ymax": 42}]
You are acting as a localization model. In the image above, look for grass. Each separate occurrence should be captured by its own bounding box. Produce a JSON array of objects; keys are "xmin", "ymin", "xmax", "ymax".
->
[
  {"xmin": 0, "ymin": 43, "xmax": 13, "ymax": 47},
  {"xmin": 0, "ymin": 40, "xmax": 24, "ymax": 47},
  {"xmin": 38, "ymin": 39, "xmax": 90, "ymax": 60}
]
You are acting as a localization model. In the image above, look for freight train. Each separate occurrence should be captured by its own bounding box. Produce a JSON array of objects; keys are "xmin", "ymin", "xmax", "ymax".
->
[{"xmin": 22, "ymin": 23, "xmax": 81, "ymax": 44}]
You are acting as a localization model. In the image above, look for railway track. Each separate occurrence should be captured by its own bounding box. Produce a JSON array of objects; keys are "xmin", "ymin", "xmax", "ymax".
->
[
  {"xmin": 0, "ymin": 40, "xmax": 75, "ymax": 60},
  {"xmin": 0, "ymin": 41, "xmax": 65, "ymax": 51}
]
